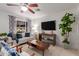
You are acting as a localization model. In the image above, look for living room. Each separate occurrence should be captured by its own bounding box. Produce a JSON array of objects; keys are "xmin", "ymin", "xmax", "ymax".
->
[{"xmin": 0, "ymin": 3, "xmax": 79, "ymax": 56}]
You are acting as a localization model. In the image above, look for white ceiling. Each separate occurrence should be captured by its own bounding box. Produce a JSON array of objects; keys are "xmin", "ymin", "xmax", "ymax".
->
[
  {"xmin": 39, "ymin": 3, "xmax": 79, "ymax": 15},
  {"xmin": 0, "ymin": 3, "xmax": 78, "ymax": 19}
]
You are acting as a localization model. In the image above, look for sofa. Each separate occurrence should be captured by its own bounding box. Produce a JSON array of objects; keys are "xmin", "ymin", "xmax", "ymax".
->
[
  {"xmin": 7, "ymin": 32, "xmax": 34, "ymax": 44},
  {"xmin": 16, "ymin": 33, "xmax": 34, "ymax": 44}
]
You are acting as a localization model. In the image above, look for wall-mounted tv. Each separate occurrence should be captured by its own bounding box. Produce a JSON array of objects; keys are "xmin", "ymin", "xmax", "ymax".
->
[{"xmin": 41, "ymin": 21, "xmax": 56, "ymax": 30}]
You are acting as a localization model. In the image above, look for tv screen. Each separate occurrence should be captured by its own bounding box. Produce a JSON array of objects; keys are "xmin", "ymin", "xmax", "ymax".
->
[{"xmin": 41, "ymin": 21, "xmax": 56, "ymax": 30}]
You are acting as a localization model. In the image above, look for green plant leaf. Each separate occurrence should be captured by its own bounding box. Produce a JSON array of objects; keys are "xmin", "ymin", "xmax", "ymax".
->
[{"xmin": 59, "ymin": 12, "xmax": 75, "ymax": 43}]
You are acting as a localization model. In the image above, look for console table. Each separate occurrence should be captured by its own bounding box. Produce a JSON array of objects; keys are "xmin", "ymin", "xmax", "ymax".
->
[
  {"xmin": 26, "ymin": 40, "xmax": 49, "ymax": 56},
  {"xmin": 40, "ymin": 33, "xmax": 56, "ymax": 46}
]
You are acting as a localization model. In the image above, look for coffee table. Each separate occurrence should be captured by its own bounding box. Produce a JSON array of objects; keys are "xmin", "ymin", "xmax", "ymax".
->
[{"xmin": 26, "ymin": 40, "xmax": 49, "ymax": 56}]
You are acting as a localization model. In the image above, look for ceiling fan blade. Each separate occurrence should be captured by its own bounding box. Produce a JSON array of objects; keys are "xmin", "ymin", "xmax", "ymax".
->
[
  {"xmin": 29, "ymin": 3, "xmax": 38, "ymax": 7},
  {"xmin": 28, "ymin": 8, "xmax": 35, "ymax": 14},
  {"xmin": 6, "ymin": 4, "xmax": 19, "ymax": 6}
]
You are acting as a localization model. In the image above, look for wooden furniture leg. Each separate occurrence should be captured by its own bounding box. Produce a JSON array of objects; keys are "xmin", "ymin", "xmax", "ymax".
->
[
  {"xmin": 19, "ymin": 47, "xmax": 23, "ymax": 53},
  {"xmin": 43, "ymin": 50, "xmax": 45, "ymax": 56}
]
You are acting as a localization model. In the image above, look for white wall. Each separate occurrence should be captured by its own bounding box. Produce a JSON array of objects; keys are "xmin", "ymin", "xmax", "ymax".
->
[
  {"xmin": 0, "ymin": 10, "xmax": 30, "ymax": 33},
  {"xmin": 0, "ymin": 11, "xmax": 9, "ymax": 33},
  {"xmin": 31, "ymin": 6, "xmax": 79, "ymax": 50}
]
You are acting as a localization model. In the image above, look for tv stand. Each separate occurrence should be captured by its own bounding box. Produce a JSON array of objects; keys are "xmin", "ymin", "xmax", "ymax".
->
[{"xmin": 40, "ymin": 32, "xmax": 56, "ymax": 46}]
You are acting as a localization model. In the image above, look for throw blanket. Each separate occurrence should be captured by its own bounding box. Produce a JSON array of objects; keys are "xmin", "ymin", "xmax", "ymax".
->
[{"xmin": 1, "ymin": 41, "xmax": 19, "ymax": 56}]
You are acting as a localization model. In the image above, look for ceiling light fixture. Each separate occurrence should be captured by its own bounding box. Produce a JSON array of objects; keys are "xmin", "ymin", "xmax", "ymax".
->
[{"xmin": 21, "ymin": 6, "xmax": 28, "ymax": 12}]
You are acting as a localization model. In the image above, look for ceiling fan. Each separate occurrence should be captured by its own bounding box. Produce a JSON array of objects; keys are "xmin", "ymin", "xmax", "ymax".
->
[{"xmin": 6, "ymin": 3, "xmax": 40, "ymax": 14}]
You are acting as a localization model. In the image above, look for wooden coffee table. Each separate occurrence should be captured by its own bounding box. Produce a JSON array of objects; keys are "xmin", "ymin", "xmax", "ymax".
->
[{"xmin": 26, "ymin": 40, "xmax": 49, "ymax": 56}]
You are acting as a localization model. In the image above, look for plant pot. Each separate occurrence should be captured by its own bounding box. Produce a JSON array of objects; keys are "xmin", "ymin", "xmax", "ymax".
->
[{"xmin": 63, "ymin": 43, "xmax": 70, "ymax": 49}]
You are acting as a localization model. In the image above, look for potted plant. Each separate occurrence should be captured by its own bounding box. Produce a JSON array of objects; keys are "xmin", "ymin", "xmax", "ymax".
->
[{"xmin": 59, "ymin": 13, "xmax": 75, "ymax": 48}]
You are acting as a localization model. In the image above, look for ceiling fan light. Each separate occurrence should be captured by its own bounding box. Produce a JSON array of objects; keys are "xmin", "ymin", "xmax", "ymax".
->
[{"xmin": 21, "ymin": 6, "xmax": 27, "ymax": 12}]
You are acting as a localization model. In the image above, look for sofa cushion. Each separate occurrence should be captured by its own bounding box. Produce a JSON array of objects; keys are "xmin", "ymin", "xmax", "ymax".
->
[
  {"xmin": 16, "ymin": 33, "xmax": 22, "ymax": 39},
  {"xmin": 25, "ymin": 33, "xmax": 30, "ymax": 37}
]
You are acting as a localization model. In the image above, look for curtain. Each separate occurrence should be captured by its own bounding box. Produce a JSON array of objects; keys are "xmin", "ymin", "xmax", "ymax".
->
[{"xmin": 9, "ymin": 15, "xmax": 16, "ymax": 33}]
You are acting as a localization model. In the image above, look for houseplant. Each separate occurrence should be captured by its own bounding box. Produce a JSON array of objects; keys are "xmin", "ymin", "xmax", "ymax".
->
[
  {"xmin": 59, "ymin": 13, "xmax": 75, "ymax": 48},
  {"xmin": 0, "ymin": 32, "xmax": 7, "ymax": 36}
]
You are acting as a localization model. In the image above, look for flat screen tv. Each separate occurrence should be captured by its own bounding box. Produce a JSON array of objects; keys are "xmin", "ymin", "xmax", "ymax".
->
[{"xmin": 41, "ymin": 21, "xmax": 56, "ymax": 30}]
